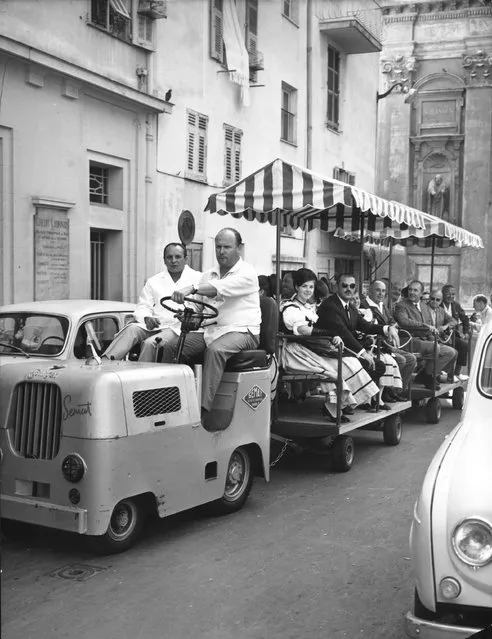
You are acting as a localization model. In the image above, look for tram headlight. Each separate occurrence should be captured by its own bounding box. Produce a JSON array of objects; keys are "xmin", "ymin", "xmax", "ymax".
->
[
  {"xmin": 61, "ymin": 454, "xmax": 86, "ymax": 483},
  {"xmin": 452, "ymin": 518, "xmax": 492, "ymax": 567}
]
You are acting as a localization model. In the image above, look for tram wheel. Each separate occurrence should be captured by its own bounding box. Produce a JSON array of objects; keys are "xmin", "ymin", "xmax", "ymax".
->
[
  {"xmin": 332, "ymin": 435, "xmax": 354, "ymax": 472},
  {"xmin": 383, "ymin": 414, "xmax": 402, "ymax": 446},
  {"xmin": 452, "ymin": 386, "xmax": 465, "ymax": 410},
  {"xmin": 426, "ymin": 397, "xmax": 441, "ymax": 424}
]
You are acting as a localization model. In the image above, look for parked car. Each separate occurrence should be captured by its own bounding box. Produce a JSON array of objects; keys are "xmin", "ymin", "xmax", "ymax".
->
[
  {"xmin": 0, "ymin": 300, "xmax": 136, "ymax": 361},
  {"xmin": 405, "ymin": 321, "xmax": 492, "ymax": 638}
]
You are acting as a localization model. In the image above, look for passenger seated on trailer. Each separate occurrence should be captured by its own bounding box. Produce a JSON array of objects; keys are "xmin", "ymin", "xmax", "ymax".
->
[
  {"xmin": 441, "ymin": 284, "xmax": 470, "ymax": 380},
  {"xmin": 427, "ymin": 289, "xmax": 460, "ymax": 383},
  {"xmin": 360, "ymin": 280, "xmax": 417, "ymax": 401},
  {"xmin": 279, "ymin": 268, "xmax": 379, "ymax": 424},
  {"xmin": 165, "ymin": 228, "xmax": 261, "ymax": 423},
  {"xmin": 350, "ymin": 291, "xmax": 404, "ymax": 405},
  {"xmin": 314, "ymin": 273, "xmax": 400, "ymax": 412},
  {"xmin": 394, "ymin": 280, "xmax": 457, "ymax": 391},
  {"xmin": 102, "ymin": 242, "xmax": 202, "ymax": 362}
]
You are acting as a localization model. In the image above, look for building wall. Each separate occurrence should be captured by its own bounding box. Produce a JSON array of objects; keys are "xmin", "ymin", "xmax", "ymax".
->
[
  {"xmin": 152, "ymin": 0, "xmax": 382, "ymax": 281},
  {"xmin": 378, "ymin": 0, "xmax": 492, "ymax": 306},
  {"xmin": 0, "ymin": 0, "xmax": 168, "ymax": 305}
]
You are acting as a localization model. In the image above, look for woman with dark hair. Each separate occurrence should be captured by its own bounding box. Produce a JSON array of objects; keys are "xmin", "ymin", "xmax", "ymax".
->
[{"xmin": 279, "ymin": 268, "xmax": 379, "ymax": 423}]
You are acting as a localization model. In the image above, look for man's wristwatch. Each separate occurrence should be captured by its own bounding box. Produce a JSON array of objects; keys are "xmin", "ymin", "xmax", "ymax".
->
[{"xmin": 190, "ymin": 285, "xmax": 198, "ymax": 295}]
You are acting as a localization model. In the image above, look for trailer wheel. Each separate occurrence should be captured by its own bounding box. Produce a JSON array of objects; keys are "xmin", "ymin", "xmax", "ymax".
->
[
  {"xmin": 383, "ymin": 414, "xmax": 402, "ymax": 446},
  {"xmin": 88, "ymin": 497, "xmax": 143, "ymax": 555},
  {"xmin": 426, "ymin": 397, "xmax": 441, "ymax": 424},
  {"xmin": 210, "ymin": 447, "xmax": 253, "ymax": 515},
  {"xmin": 332, "ymin": 435, "xmax": 354, "ymax": 472},
  {"xmin": 452, "ymin": 386, "xmax": 465, "ymax": 410}
]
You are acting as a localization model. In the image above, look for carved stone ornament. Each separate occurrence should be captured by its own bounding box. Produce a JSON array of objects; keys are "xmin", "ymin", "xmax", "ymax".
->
[
  {"xmin": 381, "ymin": 55, "xmax": 417, "ymax": 90},
  {"xmin": 462, "ymin": 49, "xmax": 492, "ymax": 83}
]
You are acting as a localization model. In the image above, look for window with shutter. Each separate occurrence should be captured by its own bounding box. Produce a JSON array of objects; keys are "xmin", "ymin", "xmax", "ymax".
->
[
  {"xmin": 280, "ymin": 82, "xmax": 297, "ymax": 144},
  {"xmin": 327, "ymin": 45, "xmax": 341, "ymax": 131},
  {"xmin": 282, "ymin": 0, "xmax": 298, "ymax": 24},
  {"xmin": 245, "ymin": 0, "xmax": 258, "ymax": 82},
  {"xmin": 210, "ymin": 0, "xmax": 224, "ymax": 63},
  {"xmin": 223, "ymin": 124, "xmax": 242, "ymax": 185},
  {"xmin": 186, "ymin": 110, "xmax": 208, "ymax": 181}
]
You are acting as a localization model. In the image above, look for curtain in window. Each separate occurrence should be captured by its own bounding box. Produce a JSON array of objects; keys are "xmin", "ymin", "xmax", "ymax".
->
[{"xmin": 222, "ymin": 0, "xmax": 250, "ymax": 107}]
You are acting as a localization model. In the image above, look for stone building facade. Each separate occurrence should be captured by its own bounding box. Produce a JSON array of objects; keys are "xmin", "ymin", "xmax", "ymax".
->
[{"xmin": 377, "ymin": 0, "xmax": 492, "ymax": 306}]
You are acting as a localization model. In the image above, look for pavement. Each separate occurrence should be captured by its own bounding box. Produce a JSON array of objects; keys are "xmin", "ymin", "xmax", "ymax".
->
[{"xmin": 1, "ymin": 400, "xmax": 462, "ymax": 639}]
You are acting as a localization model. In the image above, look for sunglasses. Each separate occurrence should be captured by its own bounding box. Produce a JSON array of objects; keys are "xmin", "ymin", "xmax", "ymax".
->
[
  {"xmin": 340, "ymin": 283, "xmax": 356, "ymax": 289},
  {"xmin": 430, "ymin": 297, "xmax": 442, "ymax": 301}
]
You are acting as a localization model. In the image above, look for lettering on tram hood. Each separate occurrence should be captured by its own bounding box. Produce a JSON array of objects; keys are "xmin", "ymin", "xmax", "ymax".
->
[
  {"xmin": 242, "ymin": 385, "xmax": 266, "ymax": 410},
  {"xmin": 63, "ymin": 394, "xmax": 93, "ymax": 420},
  {"xmin": 25, "ymin": 366, "xmax": 64, "ymax": 381}
]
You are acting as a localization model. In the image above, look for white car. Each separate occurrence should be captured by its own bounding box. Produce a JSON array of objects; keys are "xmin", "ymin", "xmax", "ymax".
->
[
  {"xmin": 405, "ymin": 321, "xmax": 492, "ymax": 638},
  {"xmin": 0, "ymin": 300, "xmax": 136, "ymax": 361}
]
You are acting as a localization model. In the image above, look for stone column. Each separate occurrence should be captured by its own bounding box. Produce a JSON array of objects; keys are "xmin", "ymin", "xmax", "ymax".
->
[{"xmin": 461, "ymin": 50, "xmax": 492, "ymax": 305}]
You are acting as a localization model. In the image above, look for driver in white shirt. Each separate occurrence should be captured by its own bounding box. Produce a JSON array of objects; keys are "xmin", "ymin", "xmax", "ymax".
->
[
  {"xmin": 102, "ymin": 243, "xmax": 202, "ymax": 361},
  {"xmin": 165, "ymin": 228, "xmax": 260, "ymax": 418}
]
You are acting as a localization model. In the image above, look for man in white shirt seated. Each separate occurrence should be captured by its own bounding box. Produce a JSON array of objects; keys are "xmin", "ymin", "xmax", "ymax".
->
[
  {"xmin": 102, "ymin": 242, "xmax": 202, "ymax": 361},
  {"xmin": 165, "ymin": 228, "xmax": 261, "ymax": 418}
]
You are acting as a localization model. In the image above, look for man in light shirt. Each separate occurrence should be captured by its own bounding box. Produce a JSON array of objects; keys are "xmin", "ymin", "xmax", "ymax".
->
[
  {"xmin": 362, "ymin": 280, "xmax": 417, "ymax": 399},
  {"xmin": 394, "ymin": 280, "xmax": 457, "ymax": 389},
  {"xmin": 165, "ymin": 228, "xmax": 260, "ymax": 416},
  {"xmin": 102, "ymin": 242, "xmax": 202, "ymax": 361}
]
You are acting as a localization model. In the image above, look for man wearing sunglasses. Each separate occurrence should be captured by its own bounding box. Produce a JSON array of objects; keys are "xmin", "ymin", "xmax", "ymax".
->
[
  {"xmin": 427, "ymin": 289, "xmax": 460, "ymax": 382},
  {"xmin": 315, "ymin": 273, "xmax": 400, "ymax": 381},
  {"xmin": 394, "ymin": 280, "xmax": 457, "ymax": 389},
  {"xmin": 441, "ymin": 284, "xmax": 470, "ymax": 380}
]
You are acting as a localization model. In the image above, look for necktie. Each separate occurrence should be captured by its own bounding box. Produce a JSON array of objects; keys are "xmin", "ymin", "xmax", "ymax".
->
[{"xmin": 345, "ymin": 304, "xmax": 351, "ymax": 321}]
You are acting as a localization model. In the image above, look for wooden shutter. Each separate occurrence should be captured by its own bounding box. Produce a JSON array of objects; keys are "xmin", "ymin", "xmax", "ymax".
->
[
  {"xmin": 224, "ymin": 126, "xmax": 233, "ymax": 182},
  {"xmin": 197, "ymin": 115, "xmax": 207, "ymax": 176},
  {"xmin": 186, "ymin": 111, "xmax": 207, "ymax": 179},
  {"xmin": 210, "ymin": 0, "xmax": 224, "ymax": 63},
  {"xmin": 187, "ymin": 111, "xmax": 196, "ymax": 172}
]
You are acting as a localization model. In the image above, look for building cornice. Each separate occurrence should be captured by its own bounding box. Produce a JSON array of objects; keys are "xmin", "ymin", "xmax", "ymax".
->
[
  {"xmin": 0, "ymin": 34, "xmax": 172, "ymax": 114},
  {"xmin": 383, "ymin": 1, "xmax": 492, "ymax": 23}
]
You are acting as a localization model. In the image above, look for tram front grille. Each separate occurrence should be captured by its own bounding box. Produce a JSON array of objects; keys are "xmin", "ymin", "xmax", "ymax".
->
[{"xmin": 10, "ymin": 382, "xmax": 62, "ymax": 460}]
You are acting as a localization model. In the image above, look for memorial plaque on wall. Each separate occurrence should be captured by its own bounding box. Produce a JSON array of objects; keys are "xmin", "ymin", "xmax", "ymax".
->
[{"xmin": 34, "ymin": 208, "xmax": 70, "ymax": 300}]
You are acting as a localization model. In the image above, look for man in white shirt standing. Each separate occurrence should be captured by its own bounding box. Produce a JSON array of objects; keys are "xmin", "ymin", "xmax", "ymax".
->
[
  {"xmin": 103, "ymin": 242, "xmax": 202, "ymax": 361},
  {"xmin": 167, "ymin": 228, "xmax": 260, "ymax": 416}
]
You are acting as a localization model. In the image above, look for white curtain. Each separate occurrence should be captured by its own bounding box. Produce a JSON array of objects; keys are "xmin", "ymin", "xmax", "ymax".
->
[{"xmin": 222, "ymin": 0, "xmax": 250, "ymax": 107}]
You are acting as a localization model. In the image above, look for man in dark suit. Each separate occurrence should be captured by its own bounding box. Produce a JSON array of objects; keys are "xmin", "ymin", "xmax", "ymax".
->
[
  {"xmin": 394, "ymin": 280, "xmax": 457, "ymax": 390},
  {"xmin": 315, "ymin": 273, "xmax": 400, "ymax": 391},
  {"xmin": 441, "ymin": 284, "xmax": 470, "ymax": 380},
  {"xmin": 362, "ymin": 280, "xmax": 417, "ymax": 399}
]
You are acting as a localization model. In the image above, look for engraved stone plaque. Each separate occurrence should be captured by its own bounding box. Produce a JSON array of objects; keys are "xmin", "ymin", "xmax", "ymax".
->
[
  {"xmin": 34, "ymin": 208, "xmax": 70, "ymax": 300},
  {"xmin": 421, "ymin": 101, "xmax": 456, "ymax": 127}
]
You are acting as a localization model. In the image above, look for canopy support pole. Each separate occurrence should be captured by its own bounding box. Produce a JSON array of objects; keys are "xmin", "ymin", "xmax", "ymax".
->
[
  {"xmin": 387, "ymin": 238, "xmax": 393, "ymax": 312},
  {"xmin": 359, "ymin": 207, "xmax": 365, "ymax": 295},
  {"xmin": 430, "ymin": 236, "xmax": 436, "ymax": 292}
]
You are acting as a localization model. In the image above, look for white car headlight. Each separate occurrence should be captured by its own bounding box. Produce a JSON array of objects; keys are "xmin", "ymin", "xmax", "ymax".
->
[{"xmin": 452, "ymin": 518, "xmax": 492, "ymax": 567}]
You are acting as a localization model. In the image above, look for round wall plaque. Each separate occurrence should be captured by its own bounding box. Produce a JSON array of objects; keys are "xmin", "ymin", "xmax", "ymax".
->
[{"xmin": 178, "ymin": 210, "xmax": 195, "ymax": 245}]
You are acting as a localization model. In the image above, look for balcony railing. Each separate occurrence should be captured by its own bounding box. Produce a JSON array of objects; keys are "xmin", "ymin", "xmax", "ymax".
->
[{"xmin": 317, "ymin": 0, "xmax": 382, "ymax": 54}]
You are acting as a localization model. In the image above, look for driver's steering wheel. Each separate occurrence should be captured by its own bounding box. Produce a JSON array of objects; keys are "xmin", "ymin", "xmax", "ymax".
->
[{"xmin": 160, "ymin": 295, "xmax": 218, "ymax": 323}]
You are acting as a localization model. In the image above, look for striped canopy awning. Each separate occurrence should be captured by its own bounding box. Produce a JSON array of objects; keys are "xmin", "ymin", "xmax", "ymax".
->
[
  {"xmin": 205, "ymin": 158, "xmax": 427, "ymax": 233},
  {"xmin": 205, "ymin": 158, "xmax": 483, "ymax": 248}
]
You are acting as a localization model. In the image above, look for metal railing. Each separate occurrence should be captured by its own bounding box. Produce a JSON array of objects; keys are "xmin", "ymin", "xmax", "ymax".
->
[{"xmin": 316, "ymin": 0, "xmax": 383, "ymax": 42}]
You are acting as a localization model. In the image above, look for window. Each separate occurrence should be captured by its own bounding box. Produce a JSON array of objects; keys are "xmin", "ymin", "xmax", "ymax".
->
[
  {"xmin": 91, "ymin": 0, "xmax": 133, "ymax": 43},
  {"xmin": 136, "ymin": 13, "xmax": 153, "ymax": 46},
  {"xmin": 224, "ymin": 124, "xmax": 242, "ymax": 185},
  {"xmin": 89, "ymin": 161, "xmax": 123, "ymax": 208},
  {"xmin": 281, "ymin": 82, "xmax": 297, "ymax": 144},
  {"xmin": 327, "ymin": 45, "xmax": 340, "ymax": 130},
  {"xmin": 245, "ymin": 0, "xmax": 259, "ymax": 83},
  {"xmin": 333, "ymin": 167, "xmax": 355, "ymax": 185},
  {"xmin": 210, "ymin": 0, "xmax": 224, "ymax": 63},
  {"xmin": 186, "ymin": 110, "xmax": 208, "ymax": 181},
  {"xmin": 90, "ymin": 227, "xmax": 123, "ymax": 300},
  {"xmin": 480, "ymin": 337, "xmax": 492, "ymax": 396},
  {"xmin": 282, "ymin": 0, "xmax": 298, "ymax": 24}
]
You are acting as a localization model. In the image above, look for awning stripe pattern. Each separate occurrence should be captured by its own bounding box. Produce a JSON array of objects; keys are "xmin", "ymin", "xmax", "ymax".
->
[{"xmin": 205, "ymin": 158, "xmax": 483, "ymax": 248}]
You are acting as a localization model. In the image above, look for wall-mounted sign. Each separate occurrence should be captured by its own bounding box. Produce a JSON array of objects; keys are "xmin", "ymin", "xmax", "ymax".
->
[
  {"xmin": 178, "ymin": 210, "xmax": 195, "ymax": 246},
  {"xmin": 34, "ymin": 208, "xmax": 70, "ymax": 300}
]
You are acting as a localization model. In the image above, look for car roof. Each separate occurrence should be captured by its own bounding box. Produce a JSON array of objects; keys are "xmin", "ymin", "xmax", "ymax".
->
[{"xmin": 0, "ymin": 299, "xmax": 136, "ymax": 322}]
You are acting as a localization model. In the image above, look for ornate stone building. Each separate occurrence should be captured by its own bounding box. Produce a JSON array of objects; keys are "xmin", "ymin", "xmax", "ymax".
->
[{"xmin": 377, "ymin": 0, "xmax": 492, "ymax": 305}]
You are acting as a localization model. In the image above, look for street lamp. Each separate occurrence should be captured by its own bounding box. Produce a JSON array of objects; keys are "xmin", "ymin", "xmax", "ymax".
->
[{"xmin": 376, "ymin": 80, "xmax": 409, "ymax": 101}]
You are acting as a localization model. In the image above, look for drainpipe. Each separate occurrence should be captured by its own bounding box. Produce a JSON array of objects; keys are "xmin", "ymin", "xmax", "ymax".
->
[{"xmin": 304, "ymin": 0, "xmax": 313, "ymax": 265}]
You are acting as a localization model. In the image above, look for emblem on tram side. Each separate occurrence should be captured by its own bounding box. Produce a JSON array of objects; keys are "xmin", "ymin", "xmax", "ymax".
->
[{"xmin": 242, "ymin": 385, "xmax": 266, "ymax": 410}]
